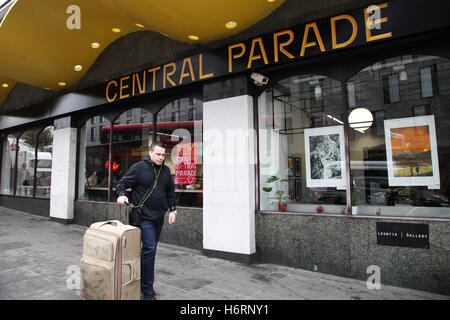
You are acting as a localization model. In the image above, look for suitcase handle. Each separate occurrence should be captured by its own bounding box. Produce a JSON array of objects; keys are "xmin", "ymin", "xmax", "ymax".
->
[
  {"xmin": 122, "ymin": 261, "xmax": 136, "ymax": 287},
  {"xmin": 98, "ymin": 220, "xmax": 123, "ymax": 228}
]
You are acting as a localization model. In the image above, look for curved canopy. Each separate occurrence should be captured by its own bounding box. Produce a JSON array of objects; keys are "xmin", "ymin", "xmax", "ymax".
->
[{"xmin": 0, "ymin": 0, "xmax": 284, "ymax": 106}]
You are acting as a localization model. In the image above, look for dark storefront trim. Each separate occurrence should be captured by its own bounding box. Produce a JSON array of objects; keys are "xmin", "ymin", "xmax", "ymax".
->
[{"xmin": 0, "ymin": 195, "xmax": 49, "ymax": 217}]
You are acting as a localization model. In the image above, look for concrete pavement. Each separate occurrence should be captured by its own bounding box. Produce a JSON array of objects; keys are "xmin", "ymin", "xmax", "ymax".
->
[{"xmin": 0, "ymin": 206, "xmax": 448, "ymax": 300}]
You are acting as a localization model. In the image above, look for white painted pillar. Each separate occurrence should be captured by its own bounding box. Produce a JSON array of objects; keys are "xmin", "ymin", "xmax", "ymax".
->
[
  {"xmin": 203, "ymin": 95, "xmax": 256, "ymax": 259},
  {"xmin": 49, "ymin": 127, "xmax": 77, "ymax": 221}
]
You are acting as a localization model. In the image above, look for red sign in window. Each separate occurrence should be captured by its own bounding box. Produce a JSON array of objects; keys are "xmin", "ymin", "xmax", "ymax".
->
[{"xmin": 174, "ymin": 143, "xmax": 198, "ymax": 185}]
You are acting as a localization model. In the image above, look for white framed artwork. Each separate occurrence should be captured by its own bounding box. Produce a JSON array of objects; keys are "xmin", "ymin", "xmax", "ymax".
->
[
  {"xmin": 304, "ymin": 125, "xmax": 347, "ymax": 189},
  {"xmin": 384, "ymin": 115, "xmax": 440, "ymax": 187}
]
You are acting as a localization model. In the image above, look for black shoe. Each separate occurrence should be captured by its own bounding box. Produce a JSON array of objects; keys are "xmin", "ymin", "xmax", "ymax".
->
[{"xmin": 142, "ymin": 294, "xmax": 156, "ymax": 300}]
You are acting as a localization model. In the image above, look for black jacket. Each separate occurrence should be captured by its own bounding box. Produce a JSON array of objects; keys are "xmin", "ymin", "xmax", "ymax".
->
[{"xmin": 115, "ymin": 156, "xmax": 176, "ymax": 222}]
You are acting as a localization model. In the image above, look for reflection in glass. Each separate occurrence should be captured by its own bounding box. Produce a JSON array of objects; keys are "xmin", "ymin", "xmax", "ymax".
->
[
  {"xmin": 79, "ymin": 116, "xmax": 110, "ymax": 201},
  {"xmin": 258, "ymin": 74, "xmax": 345, "ymax": 214},
  {"xmin": 106, "ymin": 100, "xmax": 203, "ymax": 207},
  {"xmin": 0, "ymin": 135, "xmax": 17, "ymax": 195},
  {"xmin": 111, "ymin": 108, "xmax": 153, "ymax": 204},
  {"xmin": 36, "ymin": 126, "xmax": 53, "ymax": 198},
  {"xmin": 347, "ymin": 55, "xmax": 450, "ymax": 218},
  {"xmin": 16, "ymin": 131, "xmax": 37, "ymax": 197},
  {"xmin": 157, "ymin": 98, "xmax": 203, "ymax": 208},
  {"xmin": 420, "ymin": 66, "xmax": 434, "ymax": 98}
]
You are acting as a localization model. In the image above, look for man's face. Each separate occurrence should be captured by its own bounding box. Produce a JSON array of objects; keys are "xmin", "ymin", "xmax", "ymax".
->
[{"xmin": 149, "ymin": 146, "xmax": 165, "ymax": 165}]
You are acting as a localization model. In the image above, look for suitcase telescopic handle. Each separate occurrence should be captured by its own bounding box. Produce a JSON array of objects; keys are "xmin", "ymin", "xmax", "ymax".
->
[{"xmin": 124, "ymin": 201, "xmax": 130, "ymax": 225}]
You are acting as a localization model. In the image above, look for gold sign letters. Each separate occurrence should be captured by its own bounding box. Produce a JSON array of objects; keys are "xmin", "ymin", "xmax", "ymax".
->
[{"xmin": 106, "ymin": 2, "xmax": 392, "ymax": 103}]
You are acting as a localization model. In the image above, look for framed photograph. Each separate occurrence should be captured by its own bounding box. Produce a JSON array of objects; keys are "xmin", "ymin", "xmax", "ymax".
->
[
  {"xmin": 384, "ymin": 115, "xmax": 440, "ymax": 187},
  {"xmin": 304, "ymin": 125, "xmax": 347, "ymax": 188}
]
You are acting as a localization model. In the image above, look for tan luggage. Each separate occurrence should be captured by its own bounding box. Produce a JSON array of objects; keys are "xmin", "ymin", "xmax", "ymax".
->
[{"xmin": 80, "ymin": 220, "xmax": 141, "ymax": 300}]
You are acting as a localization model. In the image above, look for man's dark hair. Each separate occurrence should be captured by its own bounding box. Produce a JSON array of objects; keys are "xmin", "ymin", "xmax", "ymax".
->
[{"xmin": 150, "ymin": 141, "xmax": 165, "ymax": 151}]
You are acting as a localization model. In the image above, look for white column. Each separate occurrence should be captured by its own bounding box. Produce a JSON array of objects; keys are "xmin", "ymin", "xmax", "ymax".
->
[
  {"xmin": 49, "ymin": 127, "xmax": 77, "ymax": 221},
  {"xmin": 203, "ymin": 95, "xmax": 256, "ymax": 256}
]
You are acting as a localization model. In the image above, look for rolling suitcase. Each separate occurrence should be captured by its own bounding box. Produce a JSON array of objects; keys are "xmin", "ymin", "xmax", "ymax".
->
[{"xmin": 80, "ymin": 220, "xmax": 141, "ymax": 300}]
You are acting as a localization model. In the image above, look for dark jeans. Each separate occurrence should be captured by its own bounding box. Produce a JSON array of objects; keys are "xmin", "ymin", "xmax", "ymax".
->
[{"xmin": 140, "ymin": 220, "xmax": 163, "ymax": 296}]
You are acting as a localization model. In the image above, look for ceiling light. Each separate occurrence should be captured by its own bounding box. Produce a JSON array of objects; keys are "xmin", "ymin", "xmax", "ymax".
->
[
  {"xmin": 348, "ymin": 108, "xmax": 373, "ymax": 133},
  {"xmin": 112, "ymin": 27, "xmax": 121, "ymax": 33},
  {"xmin": 91, "ymin": 42, "xmax": 100, "ymax": 49},
  {"xmin": 188, "ymin": 35, "xmax": 199, "ymax": 41},
  {"xmin": 74, "ymin": 65, "xmax": 83, "ymax": 71},
  {"xmin": 225, "ymin": 21, "xmax": 238, "ymax": 29},
  {"xmin": 1, "ymin": 83, "xmax": 8, "ymax": 88},
  {"xmin": 58, "ymin": 82, "xmax": 67, "ymax": 87},
  {"xmin": 135, "ymin": 23, "xmax": 144, "ymax": 28},
  {"xmin": 267, "ymin": 0, "xmax": 276, "ymax": 2}
]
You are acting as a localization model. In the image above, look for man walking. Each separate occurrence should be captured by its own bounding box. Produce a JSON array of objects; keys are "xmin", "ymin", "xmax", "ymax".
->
[{"xmin": 116, "ymin": 141, "xmax": 177, "ymax": 300}]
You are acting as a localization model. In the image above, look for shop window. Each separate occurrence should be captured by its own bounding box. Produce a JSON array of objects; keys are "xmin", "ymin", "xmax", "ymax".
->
[
  {"xmin": 1, "ymin": 135, "xmax": 17, "ymax": 195},
  {"xmin": 258, "ymin": 74, "xmax": 345, "ymax": 214},
  {"xmin": 0, "ymin": 128, "xmax": 53, "ymax": 198},
  {"xmin": 15, "ymin": 131, "xmax": 37, "ymax": 197},
  {"xmin": 111, "ymin": 108, "xmax": 153, "ymax": 202},
  {"xmin": 347, "ymin": 55, "xmax": 450, "ymax": 219},
  {"xmin": 78, "ymin": 116, "xmax": 111, "ymax": 201},
  {"xmin": 156, "ymin": 98, "xmax": 203, "ymax": 208},
  {"xmin": 35, "ymin": 126, "xmax": 53, "ymax": 198}
]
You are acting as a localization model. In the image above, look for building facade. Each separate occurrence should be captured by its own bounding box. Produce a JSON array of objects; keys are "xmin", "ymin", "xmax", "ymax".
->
[{"xmin": 1, "ymin": 0, "xmax": 449, "ymax": 295}]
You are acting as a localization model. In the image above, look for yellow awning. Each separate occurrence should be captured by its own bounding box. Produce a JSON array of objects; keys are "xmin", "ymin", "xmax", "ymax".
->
[{"xmin": 0, "ymin": 0, "xmax": 284, "ymax": 107}]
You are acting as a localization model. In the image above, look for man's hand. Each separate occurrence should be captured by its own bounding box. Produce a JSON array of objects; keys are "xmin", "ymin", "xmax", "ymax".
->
[
  {"xmin": 117, "ymin": 195, "xmax": 129, "ymax": 205},
  {"xmin": 168, "ymin": 211, "xmax": 177, "ymax": 224}
]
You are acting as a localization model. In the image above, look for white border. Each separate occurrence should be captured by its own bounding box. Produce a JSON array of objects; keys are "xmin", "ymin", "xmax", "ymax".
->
[
  {"xmin": 384, "ymin": 115, "xmax": 440, "ymax": 187},
  {"xmin": 304, "ymin": 125, "xmax": 347, "ymax": 188}
]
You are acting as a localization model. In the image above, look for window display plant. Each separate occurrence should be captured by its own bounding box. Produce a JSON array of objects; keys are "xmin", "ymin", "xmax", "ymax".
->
[{"xmin": 262, "ymin": 175, "xmax": 289, "ymax": 212}]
